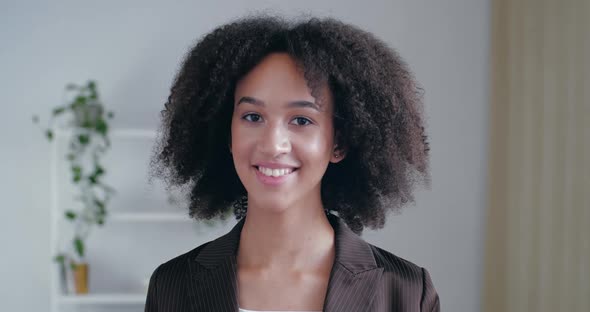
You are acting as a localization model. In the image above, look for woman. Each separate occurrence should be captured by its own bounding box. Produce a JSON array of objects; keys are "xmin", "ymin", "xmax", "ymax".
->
[{"xmin": 146, "ymin": 15, "xmax": 439, "ymax": 312}]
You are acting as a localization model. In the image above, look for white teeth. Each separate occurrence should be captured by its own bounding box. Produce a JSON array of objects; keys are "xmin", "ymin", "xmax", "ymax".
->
[{"xmin": 257, "ymin": 166, "xmax": 293, "ymax": 177}]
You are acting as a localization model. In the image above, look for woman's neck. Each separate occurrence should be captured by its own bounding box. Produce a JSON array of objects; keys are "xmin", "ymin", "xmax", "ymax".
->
[{"xmin": 237, "ymin": 202, "xmax": 335, "ymax": 272}]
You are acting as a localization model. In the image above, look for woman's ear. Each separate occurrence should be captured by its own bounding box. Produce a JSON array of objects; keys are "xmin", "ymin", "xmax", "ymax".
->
[
  {"xmin": 330, "ymin": 132, "xmax": 346, "ymax": 163},
  {"xmin": 330, "ymin": 144, "xmax": 346, "ymax": 163}
]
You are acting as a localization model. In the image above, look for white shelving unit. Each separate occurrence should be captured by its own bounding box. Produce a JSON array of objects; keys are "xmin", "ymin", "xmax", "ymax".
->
[
  {"xmin": 109, "ymin": 212, "xmax": 189, "ymax": 222},
  {"xmin": 49, "ymin": 129, "xmax": 199, "ymax": 312}
]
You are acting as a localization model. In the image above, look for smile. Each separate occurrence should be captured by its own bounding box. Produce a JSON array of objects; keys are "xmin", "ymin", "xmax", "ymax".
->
[{"xmin": 255, "ymin": 166, "xmax": 296, "ymax": 177}]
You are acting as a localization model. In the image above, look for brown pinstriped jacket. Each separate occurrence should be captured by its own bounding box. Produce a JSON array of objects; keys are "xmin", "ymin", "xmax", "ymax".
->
[{"xmin": 145, "ymin": 214, "xmax": 440, "ymax": 312}]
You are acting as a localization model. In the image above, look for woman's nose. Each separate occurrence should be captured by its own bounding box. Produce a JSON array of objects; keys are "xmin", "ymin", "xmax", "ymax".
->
[{"xmin": 258, "ymin": 123, "xmax": 291, "ymax": 157}]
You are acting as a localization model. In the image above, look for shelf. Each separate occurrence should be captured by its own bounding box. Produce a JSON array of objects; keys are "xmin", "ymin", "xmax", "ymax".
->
[
  {"xmin": 49, "ymin": 127, "xmax": 179, "ymax": 311},
  {"xmin": 58, "ymin": 293, "xmax": 146, "ymax": 305},
  {"xmin": 109, "ymin": 212, "xmax": 190, "ymax": 222}
]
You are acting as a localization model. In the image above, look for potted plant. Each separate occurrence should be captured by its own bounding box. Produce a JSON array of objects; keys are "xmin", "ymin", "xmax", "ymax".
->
[{"xmin": 33, "ymin": 80, "xmax": 115, "ymax": 294}]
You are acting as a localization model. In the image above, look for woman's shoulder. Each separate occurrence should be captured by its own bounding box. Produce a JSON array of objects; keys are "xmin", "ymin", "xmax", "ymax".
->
[
  {"xmin": 366, "ymin": 243, "xmax": 440, "ymax": 311},
  {"xmin": 367, "ymin": 243, "xmax": 433, "ymax": 285},
  {"xmin": 150, "ymin": 241, "xmax": 213, "ymax": 281},
  {"xmin": 145, "ymin": 242, "xmax": 215, "ymax": 310},
  {"xmin": 153, "ymin": 220, "xmax": 242, "ymax": 275}
]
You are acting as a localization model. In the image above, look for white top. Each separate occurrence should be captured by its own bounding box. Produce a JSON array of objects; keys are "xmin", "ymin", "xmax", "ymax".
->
[{"xmin": 239, "ymin": 308, "xmax": 321, "ymax": 312}]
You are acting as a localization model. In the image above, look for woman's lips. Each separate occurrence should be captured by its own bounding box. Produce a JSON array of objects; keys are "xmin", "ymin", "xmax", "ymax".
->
[{"xmin": 253, "ymin": 166, "xmax": 297, "ymax": 186}]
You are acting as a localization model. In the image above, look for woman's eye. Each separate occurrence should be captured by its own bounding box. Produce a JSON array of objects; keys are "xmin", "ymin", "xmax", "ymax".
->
[
  {"xmin": 243, "ymin": 113, "xmax": 262, "ymax": 122},
  {"xmin": 291, "ymin": 117, "xmax": 312, "ymax": 126}
]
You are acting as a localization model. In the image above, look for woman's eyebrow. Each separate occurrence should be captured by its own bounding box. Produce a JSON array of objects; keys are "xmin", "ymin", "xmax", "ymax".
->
[
  {"xmin": 237, "ymin": 96, "xmax": 264, "ymax": 106},
  {"xmin": 287, "ymin": 100, "xmax": 321, "ymax": 111},
  {"xmin": 236, "ymin": 96, "xmax": 321, "ymax": 111}
]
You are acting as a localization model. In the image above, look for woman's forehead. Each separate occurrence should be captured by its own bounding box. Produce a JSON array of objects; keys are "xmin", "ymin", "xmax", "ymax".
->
[{"xmin": 234, "ymin": 53, "xmax": 333, "ymax": 110}]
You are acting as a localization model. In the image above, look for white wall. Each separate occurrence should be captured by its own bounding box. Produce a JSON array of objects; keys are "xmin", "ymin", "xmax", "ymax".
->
[{"xmin": 0, "ymin": 0, "xmax": 489, "ymax": 311}]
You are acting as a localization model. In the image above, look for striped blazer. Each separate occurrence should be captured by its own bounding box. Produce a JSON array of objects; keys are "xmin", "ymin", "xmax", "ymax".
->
[{"xmin": 145, "ymin": 214, "xmax": 440, "ymax": 312}]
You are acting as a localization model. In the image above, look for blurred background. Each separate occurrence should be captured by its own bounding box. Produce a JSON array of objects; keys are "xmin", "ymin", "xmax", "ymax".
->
[{"xmin": 0, "ymin": 0, "xmax": 587, "ymax": 311}]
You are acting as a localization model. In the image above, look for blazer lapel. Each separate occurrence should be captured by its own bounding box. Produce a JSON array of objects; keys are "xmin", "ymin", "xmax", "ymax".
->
[
  {"xmin": 188, "ymin": 218, "xmax": 245, "ymax": 312},
  {"xmin": 323, "ymin": 214, "xmax": 384, "ymax": 312}
]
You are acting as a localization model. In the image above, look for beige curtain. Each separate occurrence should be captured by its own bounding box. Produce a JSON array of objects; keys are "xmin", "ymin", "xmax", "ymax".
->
[{"xmin": 483, "ymin": 0, "xmax": 589, "ymax": 311}]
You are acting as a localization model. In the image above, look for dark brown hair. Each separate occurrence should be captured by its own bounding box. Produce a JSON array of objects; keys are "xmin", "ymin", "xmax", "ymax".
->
[{"xmin": 151, "ymin": 15, "xmax": 430, "ymax": 234}]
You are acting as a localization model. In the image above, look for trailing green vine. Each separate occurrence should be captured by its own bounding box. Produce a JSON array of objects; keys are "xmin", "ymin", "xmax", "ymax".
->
[{"xmin": 33, "ymin": 80, "xmax": 115, "ymax": 270}]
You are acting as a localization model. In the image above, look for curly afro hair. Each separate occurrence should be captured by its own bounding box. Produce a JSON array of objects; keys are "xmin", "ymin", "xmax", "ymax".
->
[{"xmin": 151, "ymin": 15, "xmax": 430, "ymax": 234}]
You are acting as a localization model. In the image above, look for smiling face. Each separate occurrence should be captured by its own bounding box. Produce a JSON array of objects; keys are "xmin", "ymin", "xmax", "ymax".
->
[{"xmin": 230, "ymin": 53, "xmax": 344, "ymax": 215}]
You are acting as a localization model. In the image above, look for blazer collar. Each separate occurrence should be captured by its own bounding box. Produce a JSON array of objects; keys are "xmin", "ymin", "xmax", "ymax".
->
[{"xmin": 190, "ymin": 214, "xmax": 383, "ymax": 312}]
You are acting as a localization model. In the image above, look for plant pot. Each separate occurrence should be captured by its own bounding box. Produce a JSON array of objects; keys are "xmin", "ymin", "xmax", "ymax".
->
[{"xmin": 72, "ymin": 262, "xmax": 89, "ymax": 294}]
